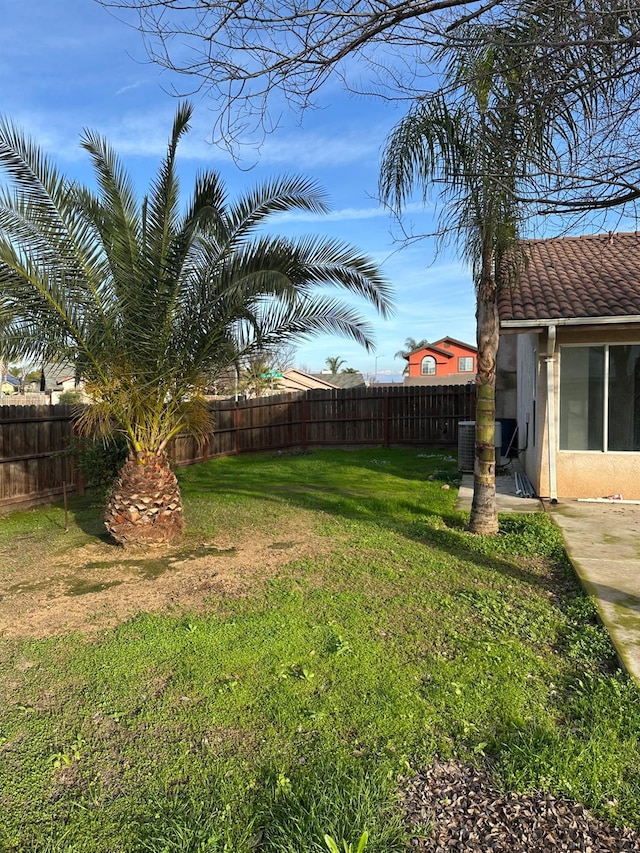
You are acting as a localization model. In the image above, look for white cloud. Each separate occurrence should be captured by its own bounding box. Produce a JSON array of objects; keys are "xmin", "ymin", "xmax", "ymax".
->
[
  {"xmin": 3, "ymin": 107, "xmax": 229, "ymax": 166},
  {"xmin": 274, "ymin": 200, "xmax": 429, "ymax": 225},
  {"xmin": 115, "ymin": 82, "xmax": 143, "ymax": 96},
  {"xmin": 275, "ymin": 206, "xmax": 386, "ymax": 224},
  {"xmin": 8, "ymin": 106, "xmax": 377, "ymax": 172},
  {"xmin": 257, "ymin": 132, "xmax": 378, "ymax": 169}
]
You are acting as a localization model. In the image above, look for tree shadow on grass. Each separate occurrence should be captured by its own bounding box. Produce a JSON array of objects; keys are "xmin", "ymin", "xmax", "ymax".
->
[
  {"xmin": 178, "ymin": 450, "xmax": 568, "ymax": 597},
  {"xmin": 62, "ymin": 493, "xmax": 116, "ymax": 544},
  {"xmin": 41, "ymin": 448, "xmax": 573, "ymax": 602}
]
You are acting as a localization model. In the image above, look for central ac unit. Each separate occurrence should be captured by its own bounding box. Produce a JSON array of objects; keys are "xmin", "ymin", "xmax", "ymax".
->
[{"xmin": 457, "ymin": 421, "xmax": 503, "ymax": 472}]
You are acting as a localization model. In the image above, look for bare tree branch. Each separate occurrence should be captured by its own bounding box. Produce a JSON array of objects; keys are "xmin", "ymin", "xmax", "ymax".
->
[{"xmin": 97, "ymin": 0, "xmax": 640, "ymax": 219}]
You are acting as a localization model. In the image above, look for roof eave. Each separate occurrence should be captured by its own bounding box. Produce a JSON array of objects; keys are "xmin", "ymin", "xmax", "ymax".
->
[{"xmin": 500, "ymin": 314, "xmax": 640, "ymax": 333}]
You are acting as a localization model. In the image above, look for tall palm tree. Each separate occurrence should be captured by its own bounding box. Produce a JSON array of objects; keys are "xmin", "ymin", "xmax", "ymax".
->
[
  {"xmin": 0, "ymin": 103, "xmax": 392, "ymax": 546},
  {"xmin": 325, "ymin": 356, "xmax": 346, "ymax": 374},
  {"xmin": 380, "ymin": 36, "xmax": 553, "ymax": 534}
]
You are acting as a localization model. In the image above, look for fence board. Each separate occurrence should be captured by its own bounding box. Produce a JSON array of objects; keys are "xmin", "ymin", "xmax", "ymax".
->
[{"xmin": 0, "ymin": 386, "xmax": 475, "ymax": 510}]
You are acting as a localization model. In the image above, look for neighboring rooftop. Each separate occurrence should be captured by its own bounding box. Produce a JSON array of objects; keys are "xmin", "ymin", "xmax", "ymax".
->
[
  {"xmin": 41, "ymin": 361, "xmax": 77, "ymax": 391},
  {"xmin": 277, "ymin": 369, "xmax": 367, "ymax": 393},
  {"xmin": 499, "ymin": 232, "xmax": 640, "ymax": 325},
  {"xmin": 307, "ymin": 371, "xmax": 366, "ymax": 389},
  {"xmin": 404, "ymin": 336, "xmax": 477, "ymax": 359}
]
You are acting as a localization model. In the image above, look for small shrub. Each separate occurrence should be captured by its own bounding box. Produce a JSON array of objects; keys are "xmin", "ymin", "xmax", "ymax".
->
[
  {"xmin": 65, "ymin": 434, "xmax": 129, "ymax": 500},
  {"xmin": 58, "ymin": 389, "xmax": 84, "ymax": 404}
]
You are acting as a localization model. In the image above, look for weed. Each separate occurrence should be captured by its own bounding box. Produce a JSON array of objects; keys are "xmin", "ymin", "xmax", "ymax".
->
[
  {"xmin": 50, "ymin": 734, "xmax": 85, "ymax": 768},
  {"xmin": 324, "ymin": 830, "xmax": 369, "ymax": 853}
]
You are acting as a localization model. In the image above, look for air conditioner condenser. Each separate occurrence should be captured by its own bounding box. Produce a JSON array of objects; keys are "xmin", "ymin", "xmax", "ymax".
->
[{"xmin": 457, "ymin": 421, "xmax": 502, "ymax": 472}]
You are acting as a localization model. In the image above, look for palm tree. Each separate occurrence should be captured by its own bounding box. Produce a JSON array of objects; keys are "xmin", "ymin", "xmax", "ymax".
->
[
  {"xmin": 325, "ymin": 356, "xmax": 346, "ymax": 374},
  {"xmin": 238, "ymin": 356, "xmax": 275, "ymax": 398},
  {"xmin": 0, "ymin": 103, "xmax": 392, "ymax": 546},
  {"xmin": 380, "ymin": 36, "xmax": 552, "ymax": 534},
  {"xmin": 394, "ymin": 336, "xmax": 430, "ymax": 375}
]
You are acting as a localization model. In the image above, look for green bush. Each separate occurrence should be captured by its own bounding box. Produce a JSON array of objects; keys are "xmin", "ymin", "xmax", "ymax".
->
[
  {"xmin": 58, "ymin": 389, "xmax": 84, "ymax": 404},
  {"xmin": 67, "ymin": 434, "xmax": 129, "ymax": 500}
]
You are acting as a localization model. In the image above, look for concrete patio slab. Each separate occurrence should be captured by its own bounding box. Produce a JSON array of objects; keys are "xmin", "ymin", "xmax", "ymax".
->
[
  {"xmin": 455, "ymin": 462, "xmax": 543, "ymax": 514},
  {"xmin": 547, "ymin": 501, "xmax": 640, "ymax": 683}
]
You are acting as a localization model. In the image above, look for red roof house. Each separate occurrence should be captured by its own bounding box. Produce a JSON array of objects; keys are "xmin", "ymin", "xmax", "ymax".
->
[{"xmin": 403, "ymin": 337, "xmax": 477, "ymax": 386}]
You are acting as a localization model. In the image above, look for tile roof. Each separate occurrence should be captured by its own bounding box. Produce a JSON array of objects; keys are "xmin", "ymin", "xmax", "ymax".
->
[
  {"xmin": 498, "ymin": 232, "xmax": 640, "ymax": 324},
  {"xmin": 434, "ymin": 336, "xmax": 477, "ymax": 352},
  {"xmin": 405, "ymin": 344, "xmax": 453, "ymax": 360},
  {"xmin": 405, "ymin": 337, "xmax": 477, "ymax": 359},
  {"xmin": 278, "ymin": 370, "xmax": 367, "ymax": 391},
  {"xmin": 309, "ymin": 372, "xmax": 366, "ymax": 389},
  {"xmin": 42, "ymin": 361, "xmax": 77, "ymax": 390}
]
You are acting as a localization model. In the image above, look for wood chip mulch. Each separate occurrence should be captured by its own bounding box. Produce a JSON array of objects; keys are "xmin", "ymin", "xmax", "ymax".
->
[{"xmin": 403, "ymin": 760, "xmax": 640, "ymax": 852}]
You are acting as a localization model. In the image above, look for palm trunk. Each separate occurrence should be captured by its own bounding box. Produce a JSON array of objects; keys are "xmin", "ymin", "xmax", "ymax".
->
[
  {"xmin": 468, "ymin": 254, "xmax": 499, "ymax": 535},
  {"xmin": 105, "ymin": 449, "xmax": 184, "ymax": 546}
]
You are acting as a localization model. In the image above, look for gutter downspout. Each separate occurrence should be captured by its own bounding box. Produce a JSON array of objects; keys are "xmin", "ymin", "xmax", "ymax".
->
[{"xmin": 545, "ymin": 325, "xmax": 558, "ymax": 504}]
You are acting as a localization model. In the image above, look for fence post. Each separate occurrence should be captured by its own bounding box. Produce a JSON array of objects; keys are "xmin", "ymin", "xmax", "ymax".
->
[
  {"xmin": 383, "ymin": 394, "xmax": 390, "ymax": 447},
  {"xmin": 234, "ymin": 405, "xmax": 240, "ymax": 455},
  {"xmin": 72, "ymin": 420, "xmax": 86, "ymax": 497},
  {"xmin": 301, "ymin": 396, "xmax": 308, "ymax": 451}
]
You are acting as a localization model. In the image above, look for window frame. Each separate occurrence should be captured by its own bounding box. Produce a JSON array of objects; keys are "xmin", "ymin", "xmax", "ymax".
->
[
  {"xmin": 421, "ymin": 356, "xmax": 436, "ymax": 375},
  {"xmin": 458, "ymin": 356, "xmax": 474, "ymax": 372},
  {"xmin": 559, "ymin": 342, "xmax": 640, "ymax": 453}
]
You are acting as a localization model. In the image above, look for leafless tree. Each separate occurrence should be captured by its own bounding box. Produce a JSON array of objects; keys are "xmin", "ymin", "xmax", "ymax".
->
[
  {"xmin": 97, "ymin": 0, "xmax": 640, "ymax": 190},
  {"xmin": 99, "ymin": 0, "xmax": 495, "ymax": 121}
]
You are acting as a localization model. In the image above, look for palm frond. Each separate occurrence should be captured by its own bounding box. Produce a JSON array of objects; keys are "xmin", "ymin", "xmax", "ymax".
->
[
  {"xmin": 144, "ymin": 102, "xmax": 193, "ymax": 296},
  {"xmin": 79, "ymin": 127, "xmax": 142, "ymax": 300},
  {"xmin": 236, "ymin": 293, "xmax": 378, "ymax": 352},
  {"xmin": 225, "ymin": 175, "xmax": 330, "ymax": 242}
]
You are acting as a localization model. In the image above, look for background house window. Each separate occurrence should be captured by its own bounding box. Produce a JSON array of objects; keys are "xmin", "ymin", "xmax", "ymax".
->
[
  {"xmin": 421, "ymin": 356, "xmax": 436, "ymax": 375},
  {"xmin": 458, "ymin": 356, "xmax": 474, "ymax": 372},
  {"xmin": 560, "ymin": 344, "xmax": 640, "ymax": 451}
]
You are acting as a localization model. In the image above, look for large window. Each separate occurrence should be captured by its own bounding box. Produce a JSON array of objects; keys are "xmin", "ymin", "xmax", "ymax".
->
[
  {"xmin": 421, "ymin": 356, "xmax": 436, "ymax": 375},
  {"xmin": 559, "ymin": 345, "xmax": 640, "ymax": 451},
  {"xmin": 458, "ymin": 356, "xmax": 474, "ymax": 372}
]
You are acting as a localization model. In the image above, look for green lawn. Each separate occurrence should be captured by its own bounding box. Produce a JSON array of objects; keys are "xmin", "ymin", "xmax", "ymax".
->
[{"xmin": 0, "ymin": 448, "xmax": 638, "ymax": 852}]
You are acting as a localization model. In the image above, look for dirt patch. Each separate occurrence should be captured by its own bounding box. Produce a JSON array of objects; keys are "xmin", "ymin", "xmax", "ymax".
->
[{"xmin": 0, "ymin": 516, "xmax": 328, "ymax": 639}]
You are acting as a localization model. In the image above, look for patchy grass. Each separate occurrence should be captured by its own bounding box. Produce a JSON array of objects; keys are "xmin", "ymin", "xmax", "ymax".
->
[{"xmin": 0, "ymin": 448, "xmax": 638, "ymax": 852}]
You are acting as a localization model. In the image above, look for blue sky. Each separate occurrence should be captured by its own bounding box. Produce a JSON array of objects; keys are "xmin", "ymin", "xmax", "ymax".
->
[{"xmin": 2, "ymin": 0, "xmax": 480, "ymax": 379}]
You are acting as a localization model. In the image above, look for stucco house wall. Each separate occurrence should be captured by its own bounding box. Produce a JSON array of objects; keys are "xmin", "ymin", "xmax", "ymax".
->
[
  {"xmin": 502, "ymin": 323, "xmax": 640, "ymax": 500},
  {"xmin": 503, "ymin": 332, "xmax": 545, "ymax": 495},
  {"xmin": 498, "ymin": 232, "xmax": 640, "ymax": 501}
]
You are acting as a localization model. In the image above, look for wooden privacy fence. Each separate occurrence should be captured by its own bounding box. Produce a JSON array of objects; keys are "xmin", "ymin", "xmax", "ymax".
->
[
  {"xmin": 172, "ymin": 384, "xmax": 476, "ymax": 464},
  {"xmin": 0, "ymin": 404, "xmax": 78, "ymax": 509},
  {"xmin": 0, "ymin": 385, "xmax": 475, "ymax": 510}
]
